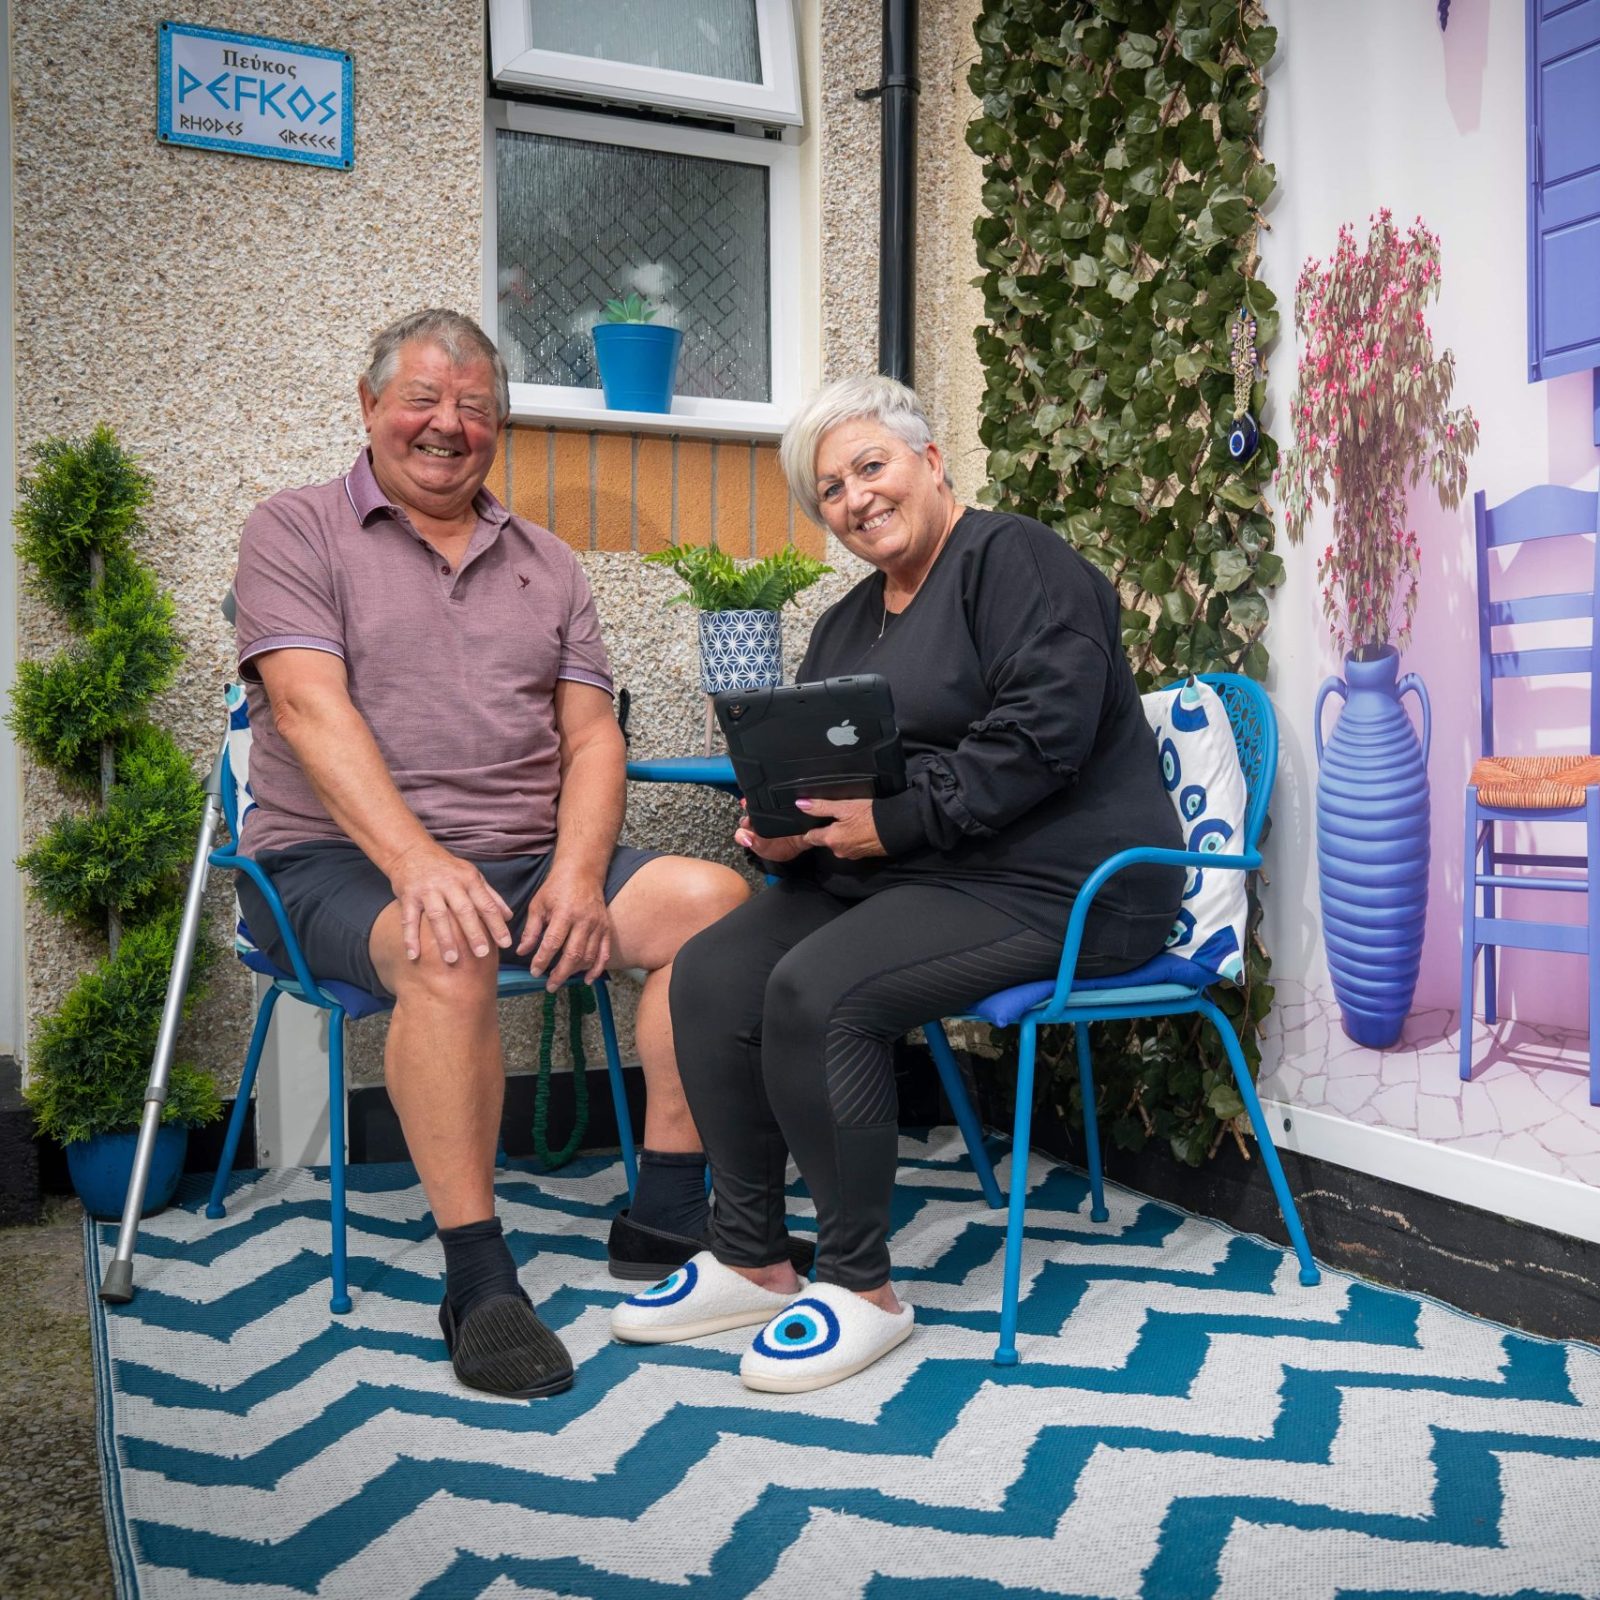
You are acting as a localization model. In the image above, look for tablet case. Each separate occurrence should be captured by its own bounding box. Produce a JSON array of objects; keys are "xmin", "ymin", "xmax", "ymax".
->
[{"xmin": 714, "ymin": 675, "xmax": 906, "ymax": 837}]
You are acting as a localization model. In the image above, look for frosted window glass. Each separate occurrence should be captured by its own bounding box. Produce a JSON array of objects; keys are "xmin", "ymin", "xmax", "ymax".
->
[
  {"xmin": 533, "ymin": 0, "xmax": 761, "ymax": 83},
  {"xmin": 496, "ymin": 129, "xmax": 771, "ymax": 404}
]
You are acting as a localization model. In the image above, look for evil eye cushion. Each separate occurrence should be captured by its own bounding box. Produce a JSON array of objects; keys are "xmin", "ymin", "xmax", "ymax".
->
[
  {"xmin": 1140, "ymin": 679, "xmax": 1249, "ymax": 985},
  {"xmin": 224, "ymin": 683, "xmax": 261, "ymax": 958}
]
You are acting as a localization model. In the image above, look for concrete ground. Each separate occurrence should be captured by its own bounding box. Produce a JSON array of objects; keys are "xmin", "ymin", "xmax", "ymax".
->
[{"xmin": 0, "ymin": 1197, "xmax": 114, "ymax": 1599}]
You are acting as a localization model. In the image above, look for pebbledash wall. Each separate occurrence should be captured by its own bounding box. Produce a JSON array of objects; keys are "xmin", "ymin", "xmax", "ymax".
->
[{"xmin": 7, "ymin": 1, "xmax": 987, "ymax": 1091}]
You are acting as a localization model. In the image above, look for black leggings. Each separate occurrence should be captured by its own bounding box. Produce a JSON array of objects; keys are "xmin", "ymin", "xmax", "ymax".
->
[{"xmin": 670, "ymin": 881, "xmax": 1139, "ymax": 1291}]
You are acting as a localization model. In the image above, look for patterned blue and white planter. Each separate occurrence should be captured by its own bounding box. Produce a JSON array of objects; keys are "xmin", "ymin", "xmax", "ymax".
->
[{"xmin": 699, "ymin": 608, "xmax": 782, "ymax": 695}]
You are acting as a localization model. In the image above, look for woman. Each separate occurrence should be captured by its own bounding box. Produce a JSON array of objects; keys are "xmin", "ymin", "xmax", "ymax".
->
[{"xmin": 611, "ymin": 375, "xmax": 1183, "ymax": 1391}]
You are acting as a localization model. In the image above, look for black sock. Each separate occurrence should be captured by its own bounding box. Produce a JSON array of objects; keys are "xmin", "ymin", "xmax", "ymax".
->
[
  {"xmin": 629, "ymin": 1148, "xmax": 710, "ymax": 1240},
  {"xmin": 438, "ymin": 1216, "xmax": 521, "ymax": 1323}
]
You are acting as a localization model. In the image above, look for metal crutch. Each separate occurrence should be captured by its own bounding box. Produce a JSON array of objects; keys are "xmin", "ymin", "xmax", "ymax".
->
[{"xmin": 98, "ymin": 745, "xmax": 225, "ymax": 1303}]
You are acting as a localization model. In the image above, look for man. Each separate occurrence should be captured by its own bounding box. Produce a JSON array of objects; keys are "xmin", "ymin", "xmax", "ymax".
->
[{"xmin": 232, "ymin": 308, "xmax": 749, "ymax": 1398}]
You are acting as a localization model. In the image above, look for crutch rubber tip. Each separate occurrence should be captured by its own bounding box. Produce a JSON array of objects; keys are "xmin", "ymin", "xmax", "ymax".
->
[{"xmin": 99, "ymin": 1261, "xmax": 135, "ymax": 1303}]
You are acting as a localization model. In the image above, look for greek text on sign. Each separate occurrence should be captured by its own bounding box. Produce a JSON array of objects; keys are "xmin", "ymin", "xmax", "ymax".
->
[{"xmin": 157, "ymin": 22, "xmax": 353, "ymax": 171}]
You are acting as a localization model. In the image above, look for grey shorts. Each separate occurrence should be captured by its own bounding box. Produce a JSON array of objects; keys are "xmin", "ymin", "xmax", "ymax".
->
[{"xmin": 236, "ymin": 838, "xmax": 662, "ymax": 998}]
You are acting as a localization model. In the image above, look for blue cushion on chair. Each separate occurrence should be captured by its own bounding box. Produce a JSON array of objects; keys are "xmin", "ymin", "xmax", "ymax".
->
[
  {"xmin": 965, "ymin": 952, "xmax": 1215, "ymax": 1027},
  {"xmin": 235, "ymin": 944, "xmax": 394, "ymax": 1021}
]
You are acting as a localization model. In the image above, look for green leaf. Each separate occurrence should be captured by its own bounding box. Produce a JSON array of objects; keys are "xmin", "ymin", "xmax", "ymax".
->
[
  {"xmin": 1244, "ymin": 25, "xmax": 1278, "ymax": 67},
  {"xmin": 1211, "ymin": 548, "xmax": 1250, "ymax": 592}
]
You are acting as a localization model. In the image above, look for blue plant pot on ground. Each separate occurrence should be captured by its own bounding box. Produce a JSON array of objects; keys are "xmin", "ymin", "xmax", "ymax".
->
[
  {"xmin": 591, "ymin": 323, "xmax": 683, "ymax": 413},
  {"xmin": 66, "ymin": 1125, "xmax": 188, "ymax": 1220},
  {"xmin": 1315, "ymin": 645, "xmax": 1432, "ymax": 1048}
]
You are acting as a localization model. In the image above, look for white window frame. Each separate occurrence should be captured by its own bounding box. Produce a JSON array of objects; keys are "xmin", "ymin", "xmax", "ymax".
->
[
  {"xmin": 487, "ymin": 0, "xmax": 802, "ymax": 128},
  {"xmin": 485, "ymin": 99, "xmax": 800, "ymax": 437}
]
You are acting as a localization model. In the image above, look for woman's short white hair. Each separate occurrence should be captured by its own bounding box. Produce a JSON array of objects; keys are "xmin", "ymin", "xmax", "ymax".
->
[{"xmin": 779, "ymin": 374, "xmax": 953, "ymax": 524}]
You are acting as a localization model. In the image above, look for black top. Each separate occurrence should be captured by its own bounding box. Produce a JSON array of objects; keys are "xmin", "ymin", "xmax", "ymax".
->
[{"xmin": 793, "ymin": 508, "xmax": 1184, "ymax": 961}]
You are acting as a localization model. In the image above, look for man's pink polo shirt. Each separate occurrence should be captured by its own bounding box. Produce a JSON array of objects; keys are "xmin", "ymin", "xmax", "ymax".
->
[{"xmin": 233, "ymin": 450, "xmax": 613, "ymax": 861}]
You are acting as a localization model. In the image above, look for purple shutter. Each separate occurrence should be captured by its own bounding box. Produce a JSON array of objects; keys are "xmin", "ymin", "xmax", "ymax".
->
[{"xmin": 1528, "ymin": 0, "xmax": 1600, "ymax": 387}]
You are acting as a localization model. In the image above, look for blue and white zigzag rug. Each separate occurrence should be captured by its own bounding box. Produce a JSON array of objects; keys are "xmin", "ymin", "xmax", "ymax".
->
[{"xmin": 87, "ymin": 1130, "xmax": 1600, "ymax": 1599}]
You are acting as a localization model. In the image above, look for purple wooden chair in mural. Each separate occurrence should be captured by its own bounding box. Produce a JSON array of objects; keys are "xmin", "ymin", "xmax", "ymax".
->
[{"xmin": 1460, "ymin": 485, "xmax": 1600, "ymax": 1104}]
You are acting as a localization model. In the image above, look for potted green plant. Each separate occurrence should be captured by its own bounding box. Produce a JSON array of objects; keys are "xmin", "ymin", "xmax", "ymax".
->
[
  {"xmin": 644, "ymin": 542, "xmax": 832, "ymax": 697},
  {"xmin": 7, "ymin": 426, "xmax": 221, "ymax": 1216},
  {"xmin": 591, "ymin": 291, "xmax": 683, "ymax": 414}
]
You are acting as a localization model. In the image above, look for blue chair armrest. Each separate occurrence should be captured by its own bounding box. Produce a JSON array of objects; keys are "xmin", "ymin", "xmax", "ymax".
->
[
  {"xmin": 1049, "ymin": 844, "xmax": 1262, "ymax": 1012},
  {"xmin": 209, "ymin": 843, "xmax": 330, "ymax": 1001}
]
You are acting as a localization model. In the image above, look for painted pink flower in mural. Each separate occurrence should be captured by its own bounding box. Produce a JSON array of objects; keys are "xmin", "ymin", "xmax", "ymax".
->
[{"xmin": 1279, "ymin": 211, "xmax": 1479, "ymax": 655}]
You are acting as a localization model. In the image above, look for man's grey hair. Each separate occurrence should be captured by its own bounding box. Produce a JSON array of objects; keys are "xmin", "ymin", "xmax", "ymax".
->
[
  {"xmin": 362, "ymin": 309, "xmax": 511, "ymax": 422},
  {"xmin": 779, "ymin": 374, "xmax": 953, "ymax": 525}
]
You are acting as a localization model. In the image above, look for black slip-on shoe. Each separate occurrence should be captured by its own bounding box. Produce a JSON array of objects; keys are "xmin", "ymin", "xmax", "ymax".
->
[
  {"xmin": 438, "ymin": 1292, "xmax": 575, "ymax": 1399},
  {"xmin": 606, "ymin": 1207, "xmax": 817, "ymax": 1282}
]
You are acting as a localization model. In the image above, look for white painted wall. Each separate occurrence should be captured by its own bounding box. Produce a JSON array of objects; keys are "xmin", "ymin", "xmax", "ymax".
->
[
  {"xmin": 1258, "ymin": 0, "xmax": 1598, "ymax": 1030},
  {"xmin": 0, "ymin": 0, "xmax": 21, "ymax": 1063}
]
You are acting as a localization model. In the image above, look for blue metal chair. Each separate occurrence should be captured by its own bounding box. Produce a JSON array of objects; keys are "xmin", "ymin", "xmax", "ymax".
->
[
  {"xmin": 207, "ymin": 695, "xmax": 637, "ymax": 1314},
  {"xmin": 1460, "ymin": 485, "xmax": 1600, "ymax": 1104},
  {"xmin": 923, "ymin": 673, "xmax": 1319, "ymax": 1365}
]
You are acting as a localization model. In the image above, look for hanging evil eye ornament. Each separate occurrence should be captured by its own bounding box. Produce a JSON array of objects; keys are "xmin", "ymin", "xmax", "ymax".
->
[{"xmin": 1227, "ymin": 305, "xmax": 1260, "ymax": 463}]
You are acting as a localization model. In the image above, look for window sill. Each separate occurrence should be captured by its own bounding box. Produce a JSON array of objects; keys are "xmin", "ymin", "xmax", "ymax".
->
[{"xmin": 507, "ymin": 392, "xmax": 790, "ymax": 441}]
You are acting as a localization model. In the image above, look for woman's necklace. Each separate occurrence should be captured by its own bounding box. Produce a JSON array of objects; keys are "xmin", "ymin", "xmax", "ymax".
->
[{"xmin": 874, "ymin": 510, "xmax": 961, "ymax": 643}]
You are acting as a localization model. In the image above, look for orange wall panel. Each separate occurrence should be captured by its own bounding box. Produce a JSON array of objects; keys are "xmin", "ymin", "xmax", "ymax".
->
[
  {"xmin": 676, "ymin": 439, "xmax": 714, "ymax": 548},
  {"xmin": 550, "ymin": 431, "xmax": 592, "ymax": 549},
  {"xmin": 634, "ymin": 437, "xmax": 675, "ymax": 552},
  {"xmin": 593, "ymin": 433, "xmax": 633, "ymax": 552},
  {"xmin": 509, "ymin": 427, "xmax": 552, "ymax": 529},
  {"xmin": 714, "ymin": 441, "xmax": 754, "ymax": 557},
  {"xmin": 753, "ymin": 444, "xmax": 793, "ymax": 557}
]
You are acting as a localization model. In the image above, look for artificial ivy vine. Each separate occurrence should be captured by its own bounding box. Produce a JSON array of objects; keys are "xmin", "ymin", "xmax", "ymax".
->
[
  {"xmin": 8, "ymin": 426, "xmax": 220, "ymax": 1145},
  {"xmin": 967, "ymin": 0, "xmax": 1279, "ymax": 1165}
]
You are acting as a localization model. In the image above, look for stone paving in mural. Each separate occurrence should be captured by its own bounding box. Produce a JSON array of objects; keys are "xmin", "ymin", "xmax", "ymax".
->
[{"xmin": 1260, "ymin": 979, "xmax": 1600, "ymax": 1187}]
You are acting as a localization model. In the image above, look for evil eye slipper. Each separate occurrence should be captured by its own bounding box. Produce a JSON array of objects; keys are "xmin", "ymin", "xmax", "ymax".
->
[
  {"xmin": 610, "ymin": 1250, "xmax": 807, "ymax": 1345},
  {"xmin": 740, "ymin": 1282, "xmax": 914, "ymax": 1394}
]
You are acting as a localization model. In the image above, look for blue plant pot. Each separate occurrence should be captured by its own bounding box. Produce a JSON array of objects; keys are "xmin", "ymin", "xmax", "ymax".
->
[
  {"xmin": 591, "ymin": 323, "xmax": 683, "ymax": 414},
  {"xmin": 699, "ymin": 608, "xmax": 782, "ymax": 695},
  {"xmin": 1314, "ymin": 646, "xmax": 1432, "ymax": 1048},
  {"xmin": 65, "ymin": 1125, "xmax": 188, "ymax": 1221}
]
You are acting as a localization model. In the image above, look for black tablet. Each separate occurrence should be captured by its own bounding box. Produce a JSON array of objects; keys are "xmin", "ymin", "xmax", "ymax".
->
[{"xmin": 714, "ymin": 675, "xmax": 906, "ymax": 837}]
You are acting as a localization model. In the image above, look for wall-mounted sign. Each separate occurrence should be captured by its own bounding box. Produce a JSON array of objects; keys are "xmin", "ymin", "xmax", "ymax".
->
[{"xmin": 157, "ymin": 22, "xmax": 353, "ymax": 171}]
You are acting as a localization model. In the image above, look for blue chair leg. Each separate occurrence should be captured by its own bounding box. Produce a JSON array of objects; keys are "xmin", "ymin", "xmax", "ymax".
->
[
  {"xmin": 207, "ymin": 986, "xmax": 281, "ymax": 1219},
  {"xmin": 327, "ymin": 1006, "xmax": 352, "ymax": 1315},
  {"xmin": 1588, "ymin": 789, "xmax": 1600, "ymax": 1107},
  {"xmin": 1460, "ymin": 795, "xmax": 1480, "ymax": 1084},
  {"xmin": 924, "ymin": 1021, "xmax": 1003, "ymax": 1209},
  {"xmin": 996, "ymin": 1019, "xmax": 1038, "ymax": 1367},
  {"xmin": 1480, "ymin": 819, "xmax": 1498, "ymax": 1024},
  {"xmin": 1201, "ymin": 997, "xmax": 1319, "ymax": 1286},
  {"xmin": 592, "ymin": 978, "xmax": 637, "ymax": 1202},
  {"xmin": 1075, "ymin": 1023, "xmax": 1108, "ymax": 1223}
]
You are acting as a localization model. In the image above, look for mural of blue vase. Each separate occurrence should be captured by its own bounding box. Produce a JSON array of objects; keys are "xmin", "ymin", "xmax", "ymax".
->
[
  {"xmin": 1314, "ymin": 645, "xmax": 1432, "ymax": 1048},
  {"xmin": 698, "ymin": 608, "xmax": 782, "ymax": 695}
]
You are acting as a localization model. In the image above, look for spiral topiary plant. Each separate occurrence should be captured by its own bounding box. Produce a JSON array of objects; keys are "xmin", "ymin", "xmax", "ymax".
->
[
  {"xmin": 8, "ymin": 425, "xmax": 220, "ymax": 1147},
  {"xmin": 967, "ymin": 0, "xmax": 1279, "ymax": 1166}
]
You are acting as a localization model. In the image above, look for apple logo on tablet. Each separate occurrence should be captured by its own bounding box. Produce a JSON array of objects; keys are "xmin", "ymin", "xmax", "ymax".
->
[{"xmin": 827, "ymin": 720, "xmax": 859, "ymax": 747}]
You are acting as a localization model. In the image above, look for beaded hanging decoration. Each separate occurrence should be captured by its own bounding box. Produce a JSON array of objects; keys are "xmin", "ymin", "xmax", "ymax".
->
[{"xmin": 1227, "ymin": 305, "xmax": 1260, "ymax": 463}]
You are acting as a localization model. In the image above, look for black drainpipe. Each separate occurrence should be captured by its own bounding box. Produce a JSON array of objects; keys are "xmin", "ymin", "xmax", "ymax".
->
[{"xmin": 857, "ymin": 0, "xmax": 919, "ymax": 384}]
